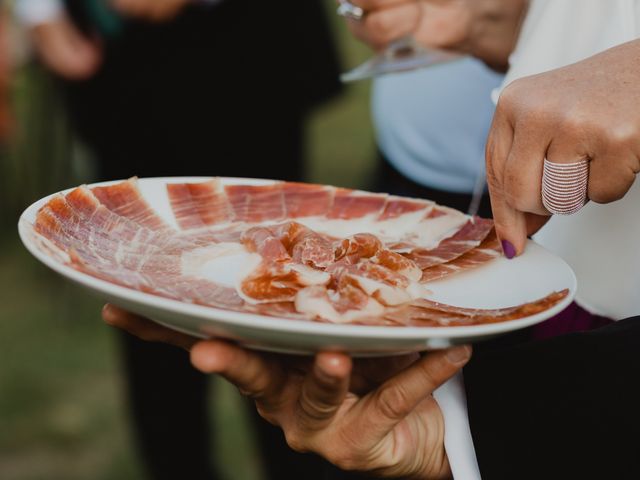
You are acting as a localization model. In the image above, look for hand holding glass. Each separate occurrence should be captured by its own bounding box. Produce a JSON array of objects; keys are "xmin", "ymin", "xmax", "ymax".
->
[{"xmin": 337, "ymin": 0, "xmax": 461, "ymax": 82}]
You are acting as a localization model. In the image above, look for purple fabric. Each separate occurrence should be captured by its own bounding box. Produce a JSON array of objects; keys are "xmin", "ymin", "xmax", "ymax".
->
[{"xmin": 531, "ymin": 301, "xmax": 614, "ymax": 341}]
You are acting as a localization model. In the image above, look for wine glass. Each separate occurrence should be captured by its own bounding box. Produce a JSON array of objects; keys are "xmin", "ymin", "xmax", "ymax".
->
[{"xmin": 337, "ymin": 0, "xmax": 461, "ymax": 82}]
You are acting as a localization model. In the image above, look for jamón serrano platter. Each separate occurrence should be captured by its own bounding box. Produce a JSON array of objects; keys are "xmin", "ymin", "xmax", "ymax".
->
[{"xmin": 18, "ymin": 177, "xmax": 576, "ymax": 355}]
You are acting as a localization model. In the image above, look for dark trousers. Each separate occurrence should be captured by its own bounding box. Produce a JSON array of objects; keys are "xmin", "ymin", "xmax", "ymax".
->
[{"xmin": 466, "ymin": 316, "xmax": 640, "ymax": 479}]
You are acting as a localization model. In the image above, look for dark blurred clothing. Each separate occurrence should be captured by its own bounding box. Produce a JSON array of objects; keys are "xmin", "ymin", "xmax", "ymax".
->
[
  {"xmin": 63, "ymin": 0, "xmax": 342, "ymax": 181},
  {"xmin": 532, "ymin": 300, "xmax": 613, "ymax": 340},
  {"xmin": 466, "ymin": 316, "xmax": 640, "ymax": 480},
  {"xmin": 56, "ymin": 2, "xmax": 342, "ymax": 479},
  {"xmin": 375, "ymin": 152, "xmax": 493, "ymax": 218},
  {"xmin": 0, "ymin": 9, "xmax": 11, "ymax": 144}
]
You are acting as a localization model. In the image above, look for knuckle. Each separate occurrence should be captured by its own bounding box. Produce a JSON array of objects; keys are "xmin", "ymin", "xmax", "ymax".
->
[
  {"xmin": 284, "ymin": 429, "xmax": 308, "ymax": 454},
  {"xmin": 254, "ymin": 404, "xmax": 278, "ymax": 426},
  {"xmin": 485, "ymin": 160, "xmax": 501, "ymax": 189},
  {"xmin": 417, "ymin": 360, "xmax": 442, "ymax": 389},
  {"xmin": 503, "ymin": 169, "xmax": 538, "ymax": 212},
  {"xmin": 557, "ymin": 114, "xmax": 587, "ymax": 138},
  {"xmin": 497, "ymin": 78, "xmax": 525, "ymax": 112},
  {"xmin": 589, "ymin": 183, "xmax": 629, "ymax": 204},
  {"xmin": 606, "ymin": 122, "xmax": 639, "ymax": 148},
  {"xmin": 503, "ymin": 187, "xmax": 523, "ymax": 211},
  {"xmin": 374, "ymin": 385, "xmax": 411, "ymax": 421},
  {"xmin": 299, "ymin": 397, "xmax": 335, "ymax": 425},
  {"xmin": 327, "ymin": 452, "xmax": 360, "ymax": 472},
  {"xmin": 324, "ymin": 432, "xmax": 367, "ymax": 471},
  {"xmin": 589, "ymin": 188, "xmax": 625, "ymax": 204},
  {"xmin": 245, "ymin": 374, "xmax": 267, "ymax": 398},
  {"xmin": 365, "ymin": 13, "xmax": 394, "ymax": 43}
]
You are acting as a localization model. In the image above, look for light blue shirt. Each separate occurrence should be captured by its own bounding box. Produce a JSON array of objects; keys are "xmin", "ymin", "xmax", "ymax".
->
[{"xmin": 372, "ymin": 57, "xmax": 504, "ymax": 193}]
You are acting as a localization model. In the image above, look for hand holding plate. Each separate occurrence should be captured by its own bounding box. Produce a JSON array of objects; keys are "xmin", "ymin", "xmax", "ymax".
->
[
  {"xmin": 102, "ymin": 304, "xmax": 198, "ymax": 351},
  {"xmin": 191, "ymin": 340, "xmax": 471, "ymax": 479}
]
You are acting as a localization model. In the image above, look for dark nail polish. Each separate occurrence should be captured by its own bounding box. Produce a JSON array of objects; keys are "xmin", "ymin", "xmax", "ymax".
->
[{"xmin": 501, "ymin": 240, "xmax": 516, "ymax": 259}]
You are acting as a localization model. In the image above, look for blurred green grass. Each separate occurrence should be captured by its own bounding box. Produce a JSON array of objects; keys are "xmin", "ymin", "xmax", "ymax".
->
[{"xmin": 0, "ymin": 3, "xmax": 375, "ymax": 479}]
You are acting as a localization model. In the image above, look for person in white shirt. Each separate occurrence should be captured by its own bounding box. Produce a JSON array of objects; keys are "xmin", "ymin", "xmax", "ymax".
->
[{"xmin": 101, "ymin": 0, "xmax": 640, "ymax": 479}]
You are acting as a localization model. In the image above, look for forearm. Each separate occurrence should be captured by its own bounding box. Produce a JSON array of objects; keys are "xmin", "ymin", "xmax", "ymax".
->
[{"xmin": 467, "ymin": 0, "xmax": 529, "ymax": 71}]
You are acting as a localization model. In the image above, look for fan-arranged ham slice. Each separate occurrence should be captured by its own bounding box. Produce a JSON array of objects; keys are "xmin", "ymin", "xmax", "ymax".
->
[
  {"xmin": 167, "ymin": 179, "xmax": 233, "ymax": 229},
  {"xmin": 383, "ymin": 290, "xmax": 569, "ymax": 327},
  {"xmin": 31, "ymin": 178, "xmax": 568, "ymax": 327},
  {"xmin": 283, "ymin": 182, "xmax": 335, "ymax": 218},
  {"xmin": 93, "ymin": 178, "xmax": 169, "ymax": 231},
  {"xmin": 405, "ymin": 217, "xmax": 494, "ymax": 269},
  {"xmin": 420, "ymin": 230, "xmax": 502, "ymax": 282}
]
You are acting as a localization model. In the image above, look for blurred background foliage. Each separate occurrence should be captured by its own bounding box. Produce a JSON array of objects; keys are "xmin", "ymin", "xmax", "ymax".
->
[{"xmin": 0, "ymin": 2, "xmax": 375, "ymax": 479}]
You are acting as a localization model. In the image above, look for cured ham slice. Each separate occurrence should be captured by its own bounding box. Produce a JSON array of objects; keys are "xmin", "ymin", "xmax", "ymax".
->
[
  {"xmin": 240, "ymin": 262, "xmax": 330, "ymax": 304},
  {"xmin": 239, "ymin": 224, "xmax": 332, "ymax": 304},
  {"xmin": 36, "ymin": 196, "xmax": 161, "ymax": 292},
  {"xmin": 334, "ymin": 233, "xmax": 383, "ymax": 264},
  {"xmin": 372, "ymin": 250, "xmax": 422, "ymax": 282},
  {"xmin": 31, "ymin": 178, "xmax": 567, "ymax": 329},
  {"xmin": 333, "ymin": 262, "xmax": 413, "ymax": 306},
  {"xmin": 378, "ymin": 197, "xmax": 432, "ymax": 220},
  {"xmin": 241, "ymin": 226, "xmax": 291, "ymax": 262},
  {"xmin": 383, "ymin": 290, "xmax": 569, "ymax": 327},
  {"xmin": 420, "ymin": 230, "xmax": 502, "ymax": 283},
  {"xmin": 225, "ymin": 184, "xmax": 286, "ymax": 223},
  {"xmin": 283, "ymin": 182, "xmax": 334, "ymax": 218},
  {"xmin": 241, "ymin": 222, "xmax": 335, "ymax": 268},
  {"xmin": 38, "ymin": 189, "xmax": 245, "ymax": 310},
  {"xmin": 167, "ymin": 179, "xmax": 233, "ymax": 229},
  {"xmin": 406, "ymin": 217, "xmax": 494, "ymax": 270},
  {"xmin": 273, "ymin": 222, "xmax": 335, "ymax": 269},
  {"xmin": 92, "ymin": 178, "xmax": 168, "ymax": 230},
  {"xmin": 295, "ymin": 283, "xmax": 384, "ymax": 324},
  {"xmin": 327, "ymin": 189, "xmax": 387, "ymax": 219}
]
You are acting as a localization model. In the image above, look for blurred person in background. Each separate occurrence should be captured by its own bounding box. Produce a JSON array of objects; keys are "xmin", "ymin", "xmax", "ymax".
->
[
  {"xmin": 371, "ymin": 59, "xmax": 501, "ymax": 218},
  {"xmin": 348, "ymin": 0, "xmax": 527, "ymax": 218},
  {"xmin": 344, "ymin": 0, "xmax": 615, "ymax": 341},
  {"xmin": 15, "ymin": 0, "xmax": 342, "ymax": 479},
  {"xmin": 0, "ymin": 4, "xmax": 12, "ymax": 146}
]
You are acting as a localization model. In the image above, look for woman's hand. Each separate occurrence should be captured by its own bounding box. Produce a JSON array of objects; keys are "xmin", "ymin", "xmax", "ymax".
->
[
  {"xmin": 191, "ymin": 341, "xmax": 468, "ymax": 479},
  {"xmin": 103, "ymin": 304, "xmax": 471, "ymax": 479},
  {"xmin": 486, "ymin": 39, "xmax": 640, "ymax": 257},
  {"xmin": 343, "ymin": 0, "xmax": 527, "ymax": 70}
]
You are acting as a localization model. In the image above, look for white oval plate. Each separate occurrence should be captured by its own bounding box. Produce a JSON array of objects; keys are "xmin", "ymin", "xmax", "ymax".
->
[{"xmin": 18, "ymin": 177, "xmax": 576, "ymax": 356}]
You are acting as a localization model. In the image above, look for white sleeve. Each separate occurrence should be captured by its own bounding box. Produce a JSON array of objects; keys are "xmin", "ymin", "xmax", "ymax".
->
[
  {"xmin": 14, "ymin": 0, "xmax": 223, "ymax": 28},
  {"xmin": 433, "ymin": 372, "xmax": 482, "ymax": 480},
  {"xmin": 492, "ymin": 0, "xmax": 640, "ymax": 103},
  {"xmin": 14, "ymin": 0, "xmax": 64, "ymax": 27}
]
